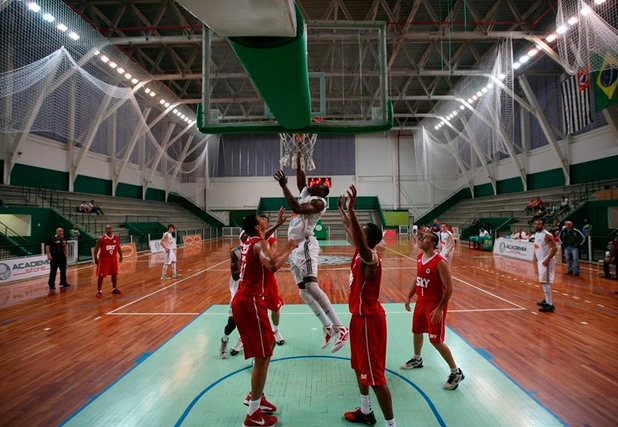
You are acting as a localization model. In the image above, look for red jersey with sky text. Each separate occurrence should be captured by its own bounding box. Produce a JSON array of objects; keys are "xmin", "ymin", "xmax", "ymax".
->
[
  {"xmin": 416, "ymin": 252, "xmax": 446, "ymax": 301},
  {"xmin": 349, "ymin": 249, "xmax": 384, "ymax": 317}
]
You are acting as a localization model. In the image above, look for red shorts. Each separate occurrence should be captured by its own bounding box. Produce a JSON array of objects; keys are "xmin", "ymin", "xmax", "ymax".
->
[
  {"xmin": 350, "ymin": 313, "xmax": 387, "ymax": 386},
  {"xmin": 264, "ymin": 281, "xmax": 284, "ymax": 312},
  {"xmin": 97, "ymin": 257, "xmax": 119, "ymax": 278},
  {"xmin": 231, "ymin": 294, "xmax": 274, "ymax": 360},
  {"xmin": 412, "ymin": 299, "xmax": 447, "ymax": 343}
]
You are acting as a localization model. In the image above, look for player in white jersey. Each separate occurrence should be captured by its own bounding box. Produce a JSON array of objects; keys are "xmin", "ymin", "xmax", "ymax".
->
[
  {"xmin": 160, "ymin": 224, "xmax": 181, "ymax": 280},
  {"xmin": 439, "ymin": 224, "xmax": 455, "ymax": 264},
  {"xmin": 533, "ymin": 218, "xmax": 558, "ymax": 312},
  {"xmin": 273, "ymin": 143, "xmax": 349, "ymax": 353}
]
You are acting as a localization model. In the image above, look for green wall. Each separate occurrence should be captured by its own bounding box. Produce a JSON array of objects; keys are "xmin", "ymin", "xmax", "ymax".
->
[
  {"xmin": 496, "ymin": 176, "xmax": 524, "ymax": 194},
  {"xmin": 116, "ymin": 182, "xmax": 142, "ymax": 199},
  {"xmin": 74, "ymin": 175, "xmax": 112, "ymax": 195},
  {"xmin": 473, "ymin": 183, "xmax": 493, "ymax": 198},
  {"xmin": 146, "ymin": 188, "xmax": 166, "ymax": 202},
  {"xmin": 11, "ymin": 164, "xmax": 69, "ymax": 190},
  {"xmin": 570, "ymin": 154, "xmax": 618, "ymax": 184},
  {"xmin": 527, "ymin": 168, "xmax": 565, "ymax": 190}
]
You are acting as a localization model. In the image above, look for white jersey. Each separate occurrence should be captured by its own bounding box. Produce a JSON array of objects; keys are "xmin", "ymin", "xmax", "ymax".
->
[
  {"xmin": 440, "ymin": 231, "xmax": 453, "ymax": 251},
  {"xmin": 533, "ymin": 229, "xmax": 553, "ymax": 261},
  {"xmin": 229, "ymin": 245, "xmax": 242, "ymax": 298},
  {"xmin": 162, "ymin": 231, "xmax": 175, "ymax": 250},
  {"xmin": 287, "ymin": 186, "xmax": 327, "ymax": 242}
]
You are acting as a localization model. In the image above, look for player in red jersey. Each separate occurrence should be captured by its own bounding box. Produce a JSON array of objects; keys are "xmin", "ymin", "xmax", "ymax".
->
[
  {"xmin": 232, "ymin": 213, "xmax": 297, "ymax": 427},
  {"xmin": 338, "ymin": 185, "xmax": 396, "ymax": 427},
  {"xmin": 94, "ymin": 224, "xmax": 123, "ymax": 299},
  {"xmin": 401, "ymin": 232, "xmax": 465, "ymax": 390}
]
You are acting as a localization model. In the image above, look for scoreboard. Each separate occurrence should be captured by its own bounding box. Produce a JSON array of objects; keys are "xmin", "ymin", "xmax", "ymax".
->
[{"xmin": 308, "ymin": 177, "xmax": 332, "ymax": 188}]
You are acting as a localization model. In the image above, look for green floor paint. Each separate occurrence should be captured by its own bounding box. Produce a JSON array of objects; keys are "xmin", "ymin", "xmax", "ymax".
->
[{"xmin": 60, "ymin": 304, "xmax": 565, "ymax": 427}]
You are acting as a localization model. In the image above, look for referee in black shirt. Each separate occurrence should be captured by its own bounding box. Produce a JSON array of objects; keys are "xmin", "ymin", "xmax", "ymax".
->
[{"xmin": 46, "ymin": 227, "xmax": 70, "ymax": 290}]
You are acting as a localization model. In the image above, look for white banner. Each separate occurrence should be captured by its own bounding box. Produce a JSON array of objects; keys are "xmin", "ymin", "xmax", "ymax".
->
[
  {"xmin": 493, "ymin": 238, "xmax": 535, "ymax": 262},
  {"xmin": 0, "ymin": 255, "xmax": 50, "ymax": 284},
  {"xmin": 149, "ymin": 238, "xmax": 177, "ymax": 254}
]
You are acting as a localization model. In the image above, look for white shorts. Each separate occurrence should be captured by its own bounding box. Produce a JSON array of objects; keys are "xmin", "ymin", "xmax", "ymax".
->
[
  {"xmin": 289, "ymin": 236, "xmax": 320, "ymax": 284},
  {"xmin": 537, "ymin": 259, "xmax": 556, "ymax": 284},
  {"xmin": 440, "ymin": 249, "xmax": 453, "ymax": 264},
  {"xmin": 164, "ymin": 249, "xmax": 177, "ymax": 264}
]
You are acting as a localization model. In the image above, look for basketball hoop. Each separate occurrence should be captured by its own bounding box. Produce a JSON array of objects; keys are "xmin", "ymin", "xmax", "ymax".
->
[{"xmin": 279, "ymin": 117, "xmax": 323, "ymax": 171}]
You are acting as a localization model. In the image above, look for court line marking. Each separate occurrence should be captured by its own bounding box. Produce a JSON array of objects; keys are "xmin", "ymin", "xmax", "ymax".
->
[
  {"xmin": 106, "ymin": 259, "xmax": 228, "ymax": 315},
  {"xmin": 109, "ymin": 312, "xmax": 200, "ymax": 316},
  {"xmin": 452, "ymin": 276, "xmax": 527, "ymax": 310}
]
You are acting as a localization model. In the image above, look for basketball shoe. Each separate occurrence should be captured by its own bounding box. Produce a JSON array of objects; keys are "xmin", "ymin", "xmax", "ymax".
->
[
  {"xmin": 331, "ymin": 326, "xmax": 349, "ymax": 353},
  {"xmin": 243, "ymin": 393, "xmax": 277, "ymax": 413},
  {"xmin": 173, "ymin": 273, "xmax": 182, "ymax": 278},
  {"xmin": 321, "ymin": 325, "xmax": 334, "ymax": 349},
  {"xmin": 96, "ymin": 291, "xmax": 103, "ymax": 299},
  {"xmin": 161, "ymin": 275, "xmax": 171, "ymax": 280},
  {"xmin": 401, "ymin": 356, "xmax": 423, "ymax": 369},
  {"xmin": 343, "ymin": 408, "xmax": 377, "ymax": 425},
  {"xmin": 242, "ymin": 409, "xmax": 277, "ymax": 427},
  {"xmin": 444, "ymin": 368, "xmax": 465, "ymax": 390},
  {"xmin": 230, "ymin": 337, "xmax": 243, "ymax": 356},
  {"xmin": 112, "ymin": 288, "xmax": 122, "ymax": 295},
  {"xmin": 219, "ymin": 338, "xmax": 228, "ymax": 359},
  {"xmin": 274, "ymin": 330, "xmax": 285, "ymax": 346}
]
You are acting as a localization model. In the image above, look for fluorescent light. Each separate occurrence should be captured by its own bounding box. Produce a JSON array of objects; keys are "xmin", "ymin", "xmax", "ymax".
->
[
  {"xmin": 124, "ymin": 73, "xmax": 132, "ymax": 79},
  {"xmin": 594, "ymin": 0, "xmax": 606, "ymax": 4},
  {"xmin": 94, "ymin": 50, "xmax": 100, "ymax": 55},
  {"xmin": 68, "ymin": 32, "xmax": 79, "ymax": 40},
  {"xmin": 435, "ymin": 126, "xmax": 439, "ymax": 130},
  {"xmin": 452, "ymin": 111, "xmax": 457, "ymax": 116},
  {"xmin": 57, "ymin": 23, "xmax": 68, "ymax": 32},
  {"xmin": 581, "ymin": 6, "xmax": 592, "ymax": 15},
  {"xmin": 499, "ymin": 73, "xmax": 506, "ymax": 80},
  {"xmin": 546, "ymin": 33, "xmax": 557, "ymax": 42},
  {"xmin": 487, "ymin": 83, "xmax": 494, "ymax": 89},
  {"xmin": 556, "ymin": 25, "xmax": 568, "ymax": 35},
  {"xmin": 568, "ymin": 17, "xmax": 578, "ymax": 26},
  {"xmin": 513, "ymin": 62, "xmax": 521, "ymax": 69},
  {"xmin": 159, "ymin": 99, "xmax": 165, "ymax": 104},
  {"xmin": 176, "ymin": 111, "xmax": 182, "ymax": 116},
  {"xmin": 467, "ymin": 98, "xmax": 473, "ymax": 104},
  {"xmin": 43, "ymin": 13, "xmax": 55, "ymax": 22},
  {"xmin": 149, "ymin": 92, "xmax": 155, "ymax": 97},
  {"xmin": 109, "ymin": 62, "xmax": 117, "ymax": 69},
  {"xmin": 173, "ymin": 109, "xmax": 178, "ymax": 114},
  {"xmin": 520, "ymin": 55, "xmax": 529, "ymax": 63},
  {"xmin": 144, "ymin": 88, "xmax": 151, "ymax": 94},
  {"xmin": 131, "ymin": 78, "xmax": 139, "ymax": 84},
  {"xmin": 472, "ymin": 95, "xmax": 478, "ymax": 101},
  {"xmin": 481, "ymin": 87, "xmax": 488, "ymax": 93},
  {"xmin": 460, "ymin": 105, "xmax": 465, "ymax": 110},
  {"xmin": 476, "ymin": 91, "xmax": 482, "ymax": 97},
  {"xmin": 117, "ymin": 67, "xmax": 125, "ymax": 74},
  {"xmin": 528, "ymin": 48, "xmax": 539, "ymax": 57},
  {"xmin": 164, "ymin": 102, "xmax": 170, "ymax": 108},
  {"xmin": 27, "ymin": 3, "xmax": 41, "ymax": 12}
]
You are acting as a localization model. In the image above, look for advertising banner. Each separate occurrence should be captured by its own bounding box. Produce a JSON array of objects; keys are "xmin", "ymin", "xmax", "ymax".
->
[
  {"xmin": 493, "ymin": 238, "xmax": 535, "ymax": 262},
  {"xmin": 0, "ymin": 255, "xmax": 50, "ymax": 284}
]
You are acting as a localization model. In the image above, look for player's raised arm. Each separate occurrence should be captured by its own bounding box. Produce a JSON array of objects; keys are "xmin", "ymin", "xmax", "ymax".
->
[{"xmin": 256, "ymin": 239, "xmax": 298, "ymax": 273}]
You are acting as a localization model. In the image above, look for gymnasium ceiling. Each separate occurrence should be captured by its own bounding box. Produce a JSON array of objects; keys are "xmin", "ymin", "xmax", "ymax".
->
[{"xmin": 62, "ymin": 0, "xmax": 560, "ymax": 130}]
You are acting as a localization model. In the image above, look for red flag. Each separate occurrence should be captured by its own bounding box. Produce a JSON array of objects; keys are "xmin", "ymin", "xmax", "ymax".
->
[{"xmin": 578, "ymin": 66, "xmax": 590, "ymax": 92}]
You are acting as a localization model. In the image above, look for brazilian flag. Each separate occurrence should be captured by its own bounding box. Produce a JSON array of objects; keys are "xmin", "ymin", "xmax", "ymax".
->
[{"xmin": 592, "ymin": 52, "xmax": 618, "ymax": 111}]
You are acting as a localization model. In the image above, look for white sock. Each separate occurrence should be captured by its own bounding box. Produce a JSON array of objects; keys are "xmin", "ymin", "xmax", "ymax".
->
[
  {"xmin": 414, "ymin": 354, "xmax": 422, "ymax": 360},
  {"xmin": 172, "ymin": 263, "xmax": 177, "ymax": 275},
  {"xmin": 222, "ymin": 335, "xmax": 229, "ymax": 342},
  {"xmin": 162, "ymin": 265, "xmax": 167, "ymax": 276},
  {"xmin": 386, "ymin": 419, "xmax": 397, "ymax": 427},
  {"xmin": 450, "ymin": 367, "xmax": 459, "ymax": 374},
  {"xmin": 542, "ymin": 284, "xmax": 553, "ymax": 305},
  {"xmin": 360, "ymin": 393, "xmax": 372, "ymax": 414},
  {"xmin": 304, "ymin": 282, "xmax": 343, "ymax": 328},
  {"xmin": 299, "ymin": 289, "xmax": 331, "ymax": 326},
  {"xmin": 272, "ymin": 327, "xmax": 278, "ymax": 333},
  {"xmin": 248, "ymin": 398, "xmax": 260, "ymax": 415}
]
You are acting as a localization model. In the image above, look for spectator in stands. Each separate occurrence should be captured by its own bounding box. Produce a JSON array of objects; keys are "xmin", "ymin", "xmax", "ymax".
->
[
  {"xmin": 46, "ymin": 227, "xmax": 71, "ymax": 290},
  {"xmin": 544, "ymin": 203, "xmax": 557, "ymax": 221},
  {"xmin": 510, "ymin": 228, "xmax": 526, "ymax": 240},
  {"xmin": 78, "ymin": 201, "xmax": 91, "ymax": 214},
  {"xmin": 430, "ymin": 219, "xmax": 441, "ymax": 247},
  {"xmin": 550, "ymin": 219, "xmax": 561, "ymax": 237},
  {"xmin": 559, "ymin": 195, "xmax": 570, "ymax": 214},
  {"xmin": 602, "ymin": 241, "xmax": 617, "ymax": 281},
  {"xmin": 523, "ymin": 199, "xmax": 536, "ymax": 216},
  {"xmin": 89, "ymin": 200, "xmax": 105, "ymax": 215},
  {"xmin": 478, "ymin": 226, "xmax": 489, "ymax": 238},
  {"xmin": 559, "ymin": 221, "xmax": 585, "ymax": 276}
]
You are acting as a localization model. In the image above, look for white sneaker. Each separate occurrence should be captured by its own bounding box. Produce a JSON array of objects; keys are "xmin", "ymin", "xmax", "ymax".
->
[
  {"xmin": 219, "ymin": 338, "xmax": 228, "ymax": 359},
  {"xmin": 331, "ymin": 326, "xmax": 349, "ymax": 353},
  {"xmin": 321, "ymin": 325, "xmax": 334, "ymax": 349},
  {"xmin": 230, "ymin": 337, "xmax": 243, "ymax": 356},
  {"xmin": 444, "ymin": 368, "xmax": 465, "ymax": 390},
  {"xmin": 274, "ymin": 330, "xmax": 285, "ymax": 346}
]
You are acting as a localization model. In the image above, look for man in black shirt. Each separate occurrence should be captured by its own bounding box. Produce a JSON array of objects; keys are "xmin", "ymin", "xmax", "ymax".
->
[{"xmin": 46, "ymin": 227, "xmax": 70, "ymax": 290}]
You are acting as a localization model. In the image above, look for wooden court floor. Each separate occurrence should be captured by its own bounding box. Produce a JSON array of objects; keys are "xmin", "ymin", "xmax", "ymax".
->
[{"xmin": 0, "ymin": 236, "xmax": 617, "ymax": 426}]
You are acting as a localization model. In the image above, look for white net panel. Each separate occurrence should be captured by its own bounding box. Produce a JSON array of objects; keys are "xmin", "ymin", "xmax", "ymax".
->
[
  {"xmin": 414, "ymin": 41, "xmax": 515, "ymax": 190},
  {"xmin": 0, "ymin": 0, "xmax": 215, "ymax": 190},
  {"xmin": 279, "ymin": 132, "xmax": 319, "ymax": 171},
  {"xmin": 556, "ymin": 0, "xmax": 618, "ymax": 75}
]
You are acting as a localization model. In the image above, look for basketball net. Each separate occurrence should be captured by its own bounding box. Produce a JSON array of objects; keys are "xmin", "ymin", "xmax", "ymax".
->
[{"xmin": 279, "ymin": 117, "xmax": 322, "ymax": 171}]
